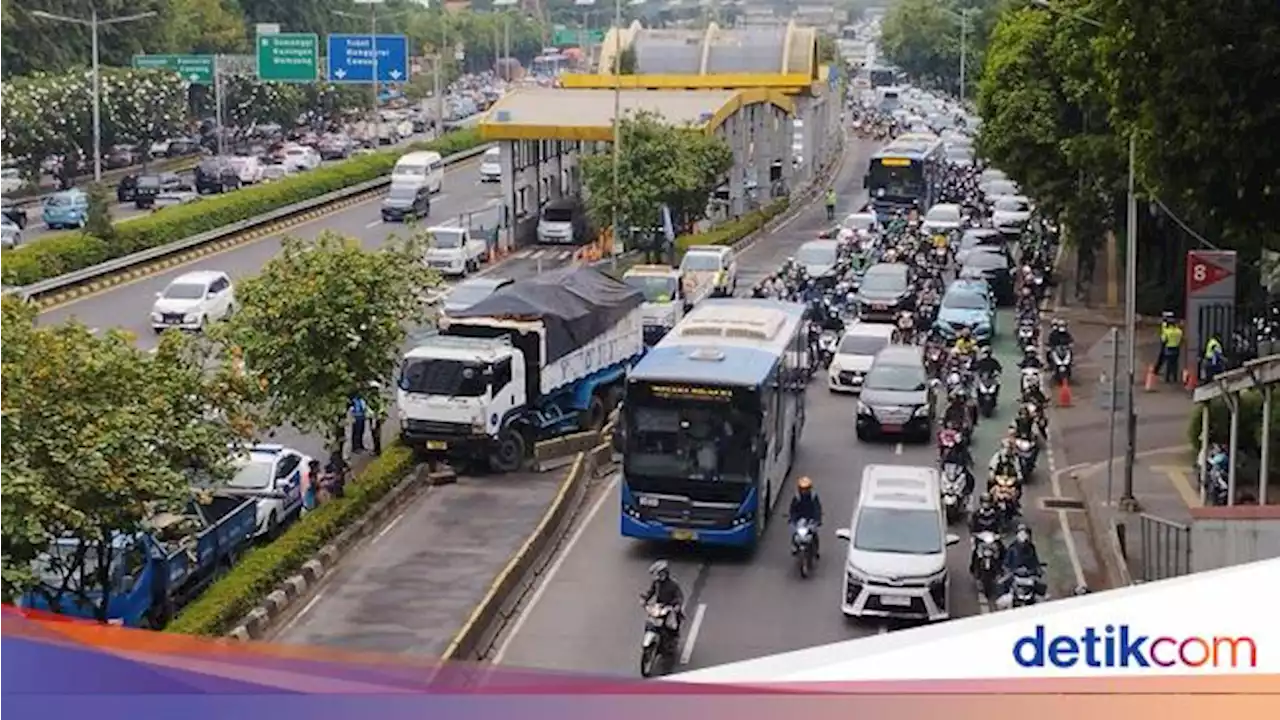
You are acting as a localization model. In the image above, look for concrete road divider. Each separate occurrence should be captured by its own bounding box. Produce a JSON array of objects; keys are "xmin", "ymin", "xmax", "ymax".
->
[
  {"xmin": 440, "ymin": 441, "xmax": 615, "ymax": 665},
  {"xmin": 530, "ymin": 409, "xmax": 620, "ymax": 472},
  {"xmin": 224, "ymin": 463, "xmax": 454, "ymax": 641}
]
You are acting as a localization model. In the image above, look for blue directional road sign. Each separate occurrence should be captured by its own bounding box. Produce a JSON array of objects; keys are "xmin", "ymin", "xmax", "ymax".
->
[{"xmin": 326, "ymin": 34, "xmax": 410, "ymax": 84}]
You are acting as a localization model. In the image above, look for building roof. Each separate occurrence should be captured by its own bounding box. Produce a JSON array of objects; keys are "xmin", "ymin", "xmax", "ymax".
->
[
  {"xmin": 477, "ymin": 87, "xmax": 794, "ymax": 142},
  {"xmin": 596, "ymin": 21, "xmax": 819, "ymax": 80}
]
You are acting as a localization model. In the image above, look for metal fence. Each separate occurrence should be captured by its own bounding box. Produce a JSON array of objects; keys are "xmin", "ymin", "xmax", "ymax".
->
[
  {"xmin": 1196, "ymin": 302, "xmax": 1279, "ymax": 374},
  {"xmin": 1136, "ymin": 513, "xmax": 1193, "ymax": 582}
]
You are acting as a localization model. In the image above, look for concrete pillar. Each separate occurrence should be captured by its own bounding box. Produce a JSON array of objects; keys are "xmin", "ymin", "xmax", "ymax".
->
[
  {"xmin": 754, "ymin": 104, "xmax": 773, "ymax": 201},
  {"xmin": 729, "ymin": 113, "xmax": 746, "ymax": 218},
  {"xmin": 779, "ymin": 107, "xmax": 794, "ymax": 195}
]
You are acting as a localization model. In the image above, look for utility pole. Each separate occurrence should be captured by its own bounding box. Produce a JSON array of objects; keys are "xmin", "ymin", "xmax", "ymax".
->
[
  {"xmin": 353, "ymin": 0, "xmax": 386, "ymax": 123},
  {"xmin": 611, "ymin": 0, "xmax": 622, "ymax": 270},
  {"xmin": 214, "ymin": 55, "xmax": 225, "ymax": 156}
]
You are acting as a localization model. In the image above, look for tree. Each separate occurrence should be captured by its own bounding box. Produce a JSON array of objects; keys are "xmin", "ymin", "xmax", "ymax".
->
[
  {"xmin": 84, "ymin": 183, "xmax": 116, "ymax": 242},
  {"xmin": 0, "ymin": 297, "xmax": 260, "ymax": 617},
  {"xmin": 580, "ymin": 111, "xmax": 734, "ymax": 238},
  {"xmin": 1095, "ymin": 0, "xmax": 1280, "ymax": 278},
  {"xmin": 976, "ymin": 1, "xmax": 1123, "ymax": 266},
  {"xmin": 217, "ymin": 233, "xmax": 437, "ymax": 459},
  {"xmin": 880, "ymin": 0, "xmax": 1004, "ymax": 98}
]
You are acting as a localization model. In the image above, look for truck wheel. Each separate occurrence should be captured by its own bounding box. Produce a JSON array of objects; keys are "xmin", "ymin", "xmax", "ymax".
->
[
  {"xmin": 490, "ymin": 428, "xmax": 526, "ymax": 473},
  {"xmin": 582, "ymin": 395, "xmax": 607, "ymax": 432}
]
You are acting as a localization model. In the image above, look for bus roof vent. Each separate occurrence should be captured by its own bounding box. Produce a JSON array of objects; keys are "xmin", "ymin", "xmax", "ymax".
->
[
  {"xmin": 687, "ymin": 347, "xmax": 726, "ymax": 362},
  {"xmin": 679, "ymin": 306, "xmax": 787, "ymax": 341}
]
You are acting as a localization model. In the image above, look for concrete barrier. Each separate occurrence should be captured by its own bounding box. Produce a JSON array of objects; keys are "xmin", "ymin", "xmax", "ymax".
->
[
  {"xmin": 528, "ymin": 409, "xmax": 620, "ymax": 472},
  {"xmin": 439, "ymin": 442, "xmax": 613, "ymax": 665}
]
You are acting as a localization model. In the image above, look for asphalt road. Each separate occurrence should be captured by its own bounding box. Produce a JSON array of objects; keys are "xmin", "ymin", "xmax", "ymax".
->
[
  {"xmin": 489, "ymin": 137, "xmax": 1081, "ymax": 676},
  {"xmin": 36, "ymin": 153, "xmax": 578, "ymax": 461}
]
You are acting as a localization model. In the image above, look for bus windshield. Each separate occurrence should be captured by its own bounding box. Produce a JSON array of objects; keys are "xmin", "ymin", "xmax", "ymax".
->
[
  {"xmin": 624, "ymin": 386, "xmax": 760, "ymax": 483},
  {"xmin": 869, "ymin": 158, "xmax": 924, "ymax": 199}
]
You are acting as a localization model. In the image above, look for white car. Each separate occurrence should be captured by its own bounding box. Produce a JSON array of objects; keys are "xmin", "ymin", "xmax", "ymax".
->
[
  {"xmin": 479, "ymin": 146, "xmax": 501, "ymax": 182},
  {"xmin": 828, "ymin": 322, "xmax": 895, "ymax": 393},
  {"xmin": 680, "ymin": 245, "xmax": 738, "ymax": 297},
  {"xmin": 1, "ymin": 166, "xmax": 26, "ymax": 195},
  {"xmin": 149, "ymin": 139, "xmax": 172, "ymax": 158},
  {"xmin": 260, "ymin": 162, "xmax": 295, "ymax": 182},
  {"xmin": 922, "ymin": 203, "xmax": 964, "ymax": 233},
  {"xmin": 991, "ymin": 195, "xmax": 1034, "ymax": 231},
  {"xmin": 222, "ymin": 444, "xmax": 311, "ymax": 538},
  {"xmin": 151, "ymin": 270, "xmax": 235, "ymax": 333},
  {"xmin": 1, "ymin": 216, "xmax": 22, "ymax": 249},
  {"xmin": 153, "ymin": 190, "xmax": 201, "ymax": 210},
  {"xmin": 227, "ymin": 156, "xmax": 265, "ymax": 184},
  {"xmin": 842, "ymin": 211, "xmax": 879, "ymax": 233},
  {"xmin": 281, "ymin": 145, "xmax": 321, "ymax": 172}
]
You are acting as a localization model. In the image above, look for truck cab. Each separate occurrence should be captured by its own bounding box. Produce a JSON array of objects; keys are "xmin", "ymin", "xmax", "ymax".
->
[
  {"xmin": 424, "ymin": 225, "xmax": 488, "ymax": 277},
  {"xmin": 623, "ymin": 265, "xmax": 687, "ymax": 346}
]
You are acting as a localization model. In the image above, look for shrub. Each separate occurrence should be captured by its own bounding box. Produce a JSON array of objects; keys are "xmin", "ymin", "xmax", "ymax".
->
[
  {"xmin": 2, "ymin": 130, "xmax": 486, "ymax": 287},
  {"xmin": 1188, "ymin": 390, "xmax": 1280, "ymax": 457},
  {"xmin": 674, "ymin": 198, "xmax": 790, "ymax": 258},
  {"xmin": 166, "ymin": 443, "xmax": 416, "ymax": 637}
]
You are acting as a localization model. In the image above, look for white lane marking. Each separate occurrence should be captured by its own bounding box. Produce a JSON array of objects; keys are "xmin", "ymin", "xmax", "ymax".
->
[
  {"xmin": 894, "ymin": 443, "xmax": 904, "ymax": 455},
  {"xmin": 679, "ymin": 603, "xmax": 708, "ymax": 665},
  {"xmin": 372, "ymin": 508, "xmax": 408, "ymax": 544},
  {"xmin": 877, "ymin": 625, "xmax": 888, "ymax": 635},
  {"xmin": 1046, "ymin": 424, "xmax": 1087, "ymax": 591},
  {"xmin": 365, "ymin": 219, "xmax": 382, "ymax": 229},
  {"xmin": 275, "ymin": 590, "xmax": 326, "ymax": 637},
  {"xmin": 490, "ymin": 474, "xmax": 619, "ymax": 665}
]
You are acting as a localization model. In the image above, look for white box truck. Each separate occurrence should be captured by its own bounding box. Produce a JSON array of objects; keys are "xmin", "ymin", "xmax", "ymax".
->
[{"xmin": 396, "ymin": 266, "xmax": 645, "ymax": 472}]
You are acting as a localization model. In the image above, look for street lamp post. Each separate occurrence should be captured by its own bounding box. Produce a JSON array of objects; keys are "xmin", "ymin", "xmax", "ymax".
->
[
  {"xmin": 31, "ymin": 8, "xmax": 158, "ymax": 183},
  {"xmin": 611, "ymin": 0, "xmax": 623, "ymax": 270},
  {"xmin": 1031, "ymin": 0, "xmax": 1141, "ymax": 509},
  {"xmin": 958, "ymin": 8, "xmax": 973, "ymax": 106}
]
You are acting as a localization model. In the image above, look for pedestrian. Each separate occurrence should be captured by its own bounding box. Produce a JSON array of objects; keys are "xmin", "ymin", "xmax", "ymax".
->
[
  {"xmin": 349, "ymin": 395, "xmax": 368, "ymax": 453},
  {"xmin": 302, "ymin": 459, "xmax": 321, "ymax": 513},
  {"xmin": 1153, "ymin": 312, "xmax": 1184, "ymax": 383},
  {"xmin": 824, "ymin": 187, "xmax": 837, "ymax": 221},
  {"xmin": 367, "ymin": 383, "xmax": 385, "ymax": 456}
]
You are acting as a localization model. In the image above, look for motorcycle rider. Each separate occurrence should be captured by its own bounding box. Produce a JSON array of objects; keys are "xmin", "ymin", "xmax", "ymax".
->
[
  {"xmin": 968, "ymin": 493, "xmax": 1004, "ymax": 574},
  {"xmin": 974, "ymin": 346, "xmax": 1003, "ymax": 379},
  {"xmin": 1001, "ymin": 524, "xmax": 1047, "ymax": 597},
  {"xmin": 1047, "ymin": 319, "xmax": 1074, "ymax": 349},
  {"xmin": 1018, "ymin": 344, "xmax": 1044, "ymax": 371},
  {"xmin": 1013, "ymin": 404, "xmax": 1040, "ymax": 439},
  {"xmin": 641, "ymin": 560, "xmax": 685, "ymax": 640},
  {"xmin": 952, "ymin": 326, "xmax": 978, "ymax": 356},
  {"xmin": 788, "ymin": 476, "xmax": 824, "ymax": 558},
  {"xmin": 943, "ymin": 387, "xmax": 973, "ymax": 430},
  {"xmin": 988, "ymin": 437, "xmax": 1024, "ymax": 484}
]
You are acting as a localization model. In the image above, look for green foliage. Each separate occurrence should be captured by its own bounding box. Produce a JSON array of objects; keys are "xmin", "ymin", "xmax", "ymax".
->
[
  {"xmin": 581, "ymin": 111, "xmax": 734, "ymax": 235},
  {"xmin": 0, "ymin": 304, "xmax": 261, "ymax": 612},
  {"xmin": 216, "ymin": 73, "xmax": 367, "ymax": 129},
  {"xmin": 0, "ymin": 129, "xmax": 485, "ymax": 287},
  {"xmin": 976, "ymin": 1, "xmax": 1123, "ymax": 254},
  {"xmin": 166, "ymin": 443, "xmax": 415, "ymax": 636},
  {"xmin": 675, "ymin": 198, "xmax": 790, "ymax": 257},
  {"xmin": 1094, "ymin": 0, "xmax": 1280, "ymax": 259},
  {"xmin": 83, "ymin": 183, "xmax": 116, "ymax": 243},
  {"xmin": 217, "ymin": 233, "xmax": 437, "ymax": 452},
  {"xmin": 1188, "ymin": 391, "xmax": 1280, "ymax": 459},
  {"xmin": 881, "ymin": 0, "xmax": 1003, "ymax": 98}
]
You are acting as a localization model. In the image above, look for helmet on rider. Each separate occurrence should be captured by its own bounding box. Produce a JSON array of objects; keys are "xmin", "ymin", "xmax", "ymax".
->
[
  {"xmin": 978, "ymin": 492, "xmax": 994, "ymax": 510},
  {"xmin": 649, "ymin": 559, "xmax": 670, "ymax": 581},
  {"xmin": 1014, "ymin": 523, "xmax": 1032, "ymax": 543},
  {"xmin": 1023, "ymin": 344, "xmax": 1038, "ymax": 357},
  {"xmin": 979, "ymin": 345, "xmax": 992, "ymax": 359}
]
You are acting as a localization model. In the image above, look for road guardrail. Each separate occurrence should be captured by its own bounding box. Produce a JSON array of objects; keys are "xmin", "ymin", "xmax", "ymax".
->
[{"xmin": 9, "ymin": 143, "xmax": 492, "ymax": 307}]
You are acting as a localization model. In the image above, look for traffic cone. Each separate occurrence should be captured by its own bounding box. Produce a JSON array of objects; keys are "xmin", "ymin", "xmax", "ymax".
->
[
  {"xmin": 1057, "ymin": 379, "xmax": 1073, "ymax": 407},
  {"xmin": 1183, "ymin": 368, "xmax": 1197, "ymax": 391},
  {"xmin": 1143, "ymin": 365, "xmax": 1157, "ymax": 392}
]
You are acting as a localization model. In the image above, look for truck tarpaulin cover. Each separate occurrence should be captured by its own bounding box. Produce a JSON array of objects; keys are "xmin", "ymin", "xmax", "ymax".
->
[{"xmin": 449, "ymin": 266, "xmax": 643, "ymax": 362}]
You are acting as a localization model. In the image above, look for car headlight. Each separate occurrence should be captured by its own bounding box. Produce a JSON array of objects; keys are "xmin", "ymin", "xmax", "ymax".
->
[
  {"xmin": 913, "ymin": 405, "xmax": 930, "ymax": 417},
  {"xmin": 857, "ymin": 401, "xmax": 872, "ymax": 415},
  {"xmin": 151, "ymin": 312, "xmax": 162, "ymax": 322},
  {"xmin": 183, "ymin": 314, "xmax": 199, "ymax": 323}
]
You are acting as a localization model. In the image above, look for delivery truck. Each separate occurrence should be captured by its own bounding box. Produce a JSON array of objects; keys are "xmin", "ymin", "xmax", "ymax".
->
[
  {"xmin": 396, "ymin": 266, "xmax": 645, "ymax": 472},
  {"xmin": 20, "ymin": 493, "xmax": 257, "ymax": 629}
]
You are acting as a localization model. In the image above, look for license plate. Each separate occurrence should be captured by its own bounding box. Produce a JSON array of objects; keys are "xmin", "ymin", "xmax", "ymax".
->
[
  {"xmin": 881, "ymin": 423, "xmax": 902, "ymax": 432},
  {"xmin": 879, "ymin": 595, "xmax": 912, "ymax": 607},
  {"xmin": 426, "ymin": 440, "xmax": 447, "ymax": 450},
  {"xmin": 671, "ymin": 529, "xmax": 698, "ymax": 541},
  {"xmin": 872, "ymin": 304, "xmax": 887, "ymax": 310}
]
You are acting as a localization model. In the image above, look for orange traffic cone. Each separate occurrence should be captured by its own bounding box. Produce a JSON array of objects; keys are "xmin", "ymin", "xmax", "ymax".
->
[
  {"xmin": 1143, "ymin": 365, "xmax": 1157, "ymax": 392},
  {"xmin": 1057, "ymin": 379, "xmax": 1073, "ymax": 407},
  {"xmin": 1183, "ymin": 368, "xmax": 1197, "ymax": 391}
]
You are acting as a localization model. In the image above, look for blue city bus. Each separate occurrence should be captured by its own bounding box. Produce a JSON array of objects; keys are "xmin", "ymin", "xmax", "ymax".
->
[
  {"xmin": 620, "ymin": 299, "xmax": 809, "ymax": 548},
  {"xmin": 864, "ymin": 134, "xmax": 947, "ymax": 215}
]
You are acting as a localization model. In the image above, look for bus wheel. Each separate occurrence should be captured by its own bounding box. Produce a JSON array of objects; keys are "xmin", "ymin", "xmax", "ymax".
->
[
  {"xmin": 489, "ymin": 428, "xmax": 526, "ymax": 473},
  {"xmin": 582, "ymin": 394, "xmax": 607, "ymax": 432}
]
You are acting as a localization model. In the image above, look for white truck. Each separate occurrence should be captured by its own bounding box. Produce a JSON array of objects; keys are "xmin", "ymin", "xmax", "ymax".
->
[
  {"xmin": 396, "ymin": 266, "xmax": 645, "ymax": 473},
  {"xmin": 423, "ymin": 225, "xmax": 489, "ymax": 277},
  {"xmin": 622, "ymin": 264, "xmax": 714, "ymax": 346}
]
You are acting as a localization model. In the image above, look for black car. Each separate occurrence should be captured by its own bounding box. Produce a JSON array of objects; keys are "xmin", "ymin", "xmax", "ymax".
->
[
  {"xmin": 134, "ymin": 173, "xmax": 187, "ymax": 209},
  {"xmin": 381, "ymin": 183, "xmax": 431, "ymax": 222},
  {"xmin": 856, "ymin": 345, "xmax": 936, "ymax": 442},
  {"xmin": 960, "ymin": 248, "xmax": 1015, "ymax": 306},
  {"xmin": 795, "ymin": 239, "xmax": 841, "ymax": 288},
  {"xmin": 117, "ymin": 174, "xmax": 138, "ymax": 203},
  {"xmin": 166, "ymin": 137, "xmax": 201, "ymax": 157},
  {"xmin": 0, "ymin": 197, "xmax": 28, "ymax": 229},
  {"xmin": 857, "ymin": 262, "xmax": 915, "ymax": 321},
  {"xmin": 195, "ymin": 158, "xmax": 242, "ymax": 195},
  {"xmin": 104, "ymin": 144, "xmax": 138, "ymax": 170}
]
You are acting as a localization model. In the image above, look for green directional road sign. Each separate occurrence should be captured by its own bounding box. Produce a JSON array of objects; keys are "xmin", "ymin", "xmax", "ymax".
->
[
  {"xmin": 256, "ymin": 33, "xmax": 319, "ymax": 83},
  {"xmin": 552, "ymin": 27, "xmax": 605, "ymax": 47},
  {"xmin": 132, "ymin": 54, "xmax": 215, "ymax": 85}
]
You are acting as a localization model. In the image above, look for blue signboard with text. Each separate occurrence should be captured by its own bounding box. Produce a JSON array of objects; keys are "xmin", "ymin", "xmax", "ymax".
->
[{"xmin": 325, "ymin": 34, "xmax": 409, "ymax": 83}]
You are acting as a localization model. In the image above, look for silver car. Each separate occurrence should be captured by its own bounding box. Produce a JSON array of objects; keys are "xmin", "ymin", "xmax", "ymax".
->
[
  {"xmin": 1, "ymin": 216, "xmax": 22, "ymax": 249},
  {"xmin": 836, "ymin": 464, "xmax": 960, "ymax": 622}
]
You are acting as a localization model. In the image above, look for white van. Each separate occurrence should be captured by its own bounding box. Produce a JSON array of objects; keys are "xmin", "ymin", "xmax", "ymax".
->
[
  {"xmin": 392, "ymin": 151, "xmax": 444, "ymax": 193},
  {"xmin": 479, "ymin": 146, "xmax": 501, "ymax": 183},
  {"xmin": 828, "ymin": 322, "xmax": 895, "ymax": 393},
  {"xmin": 835, "ymin": 464, "xmax": 960, "ymax": 622}
]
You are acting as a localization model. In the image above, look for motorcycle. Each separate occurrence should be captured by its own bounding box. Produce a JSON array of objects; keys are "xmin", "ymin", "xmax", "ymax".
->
[
  {"xmin": 1016, "ymin": 321, "xmax": 1037, "ymax": 347},
  {"xmin": 791, "ymin": 519, "xmax": 818, "ymax": 578},
  {"xmin": 818, "ymin": 330, "xmax": 839, "ymax": 370},
  {"xmin": 970, "ymin": 530, "xmax": 1004, "ymax": 601},
  {"xmin": 1049, "ymin": 344, "xmax": 1073, "ymax": 384},
  {"xmin": 1014, "ymin": 432, "xmax": 1039, "ymax": 479},
  {"xmin": 976, "ymin": 373, "xmax": 1000, "ymax": 417},
  {"xmin": 639, "ymin": 603, "xmax": 681, "ymax": 677},
  {"xmin": 1204, "ymin": 446, "xmax": 1229, "ymax": 506},
  {"xmin": 1000, "ymin": 565, "xmax": 1046, "ymax": 609},
  {"xmin": 941, "ymin": 463, "xmax": 972, "ymax": 523},
  {"xmin": 989, "ymin": 473, "xmax": 1021, "ymax": 525},
  {"xmin": 925, "ymin": 345, "xmax": 946, "ymax": 377}
]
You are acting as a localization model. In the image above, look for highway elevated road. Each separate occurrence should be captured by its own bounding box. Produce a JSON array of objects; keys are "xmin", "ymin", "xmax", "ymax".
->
[{"xmin": 489, "ymin": 137, "xmax": 1083, "ymax": 676}]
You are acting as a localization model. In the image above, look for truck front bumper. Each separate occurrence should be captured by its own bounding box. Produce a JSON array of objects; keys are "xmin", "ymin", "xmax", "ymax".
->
[{"xmin": 400, "ymin": 429, "xmax": 493, "ymax": 461}]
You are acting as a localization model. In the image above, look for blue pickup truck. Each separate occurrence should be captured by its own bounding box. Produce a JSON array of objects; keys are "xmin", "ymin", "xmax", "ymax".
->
[{"xmin": 20, "ymin": 493, "xmax": 256, "ymax": 628}]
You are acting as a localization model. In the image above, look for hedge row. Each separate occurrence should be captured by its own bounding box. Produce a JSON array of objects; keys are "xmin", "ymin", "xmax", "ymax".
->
[
  {"xmin": 674, "ymin": 197, "xmax": 790, "ymax": 258},
  {"xmin": 1, "ymin": 130, "xmax": 486, "ymax": 287},
  {"xmin": 166, "ymin": 443, "xmax": 416, "ymax": 637}
]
